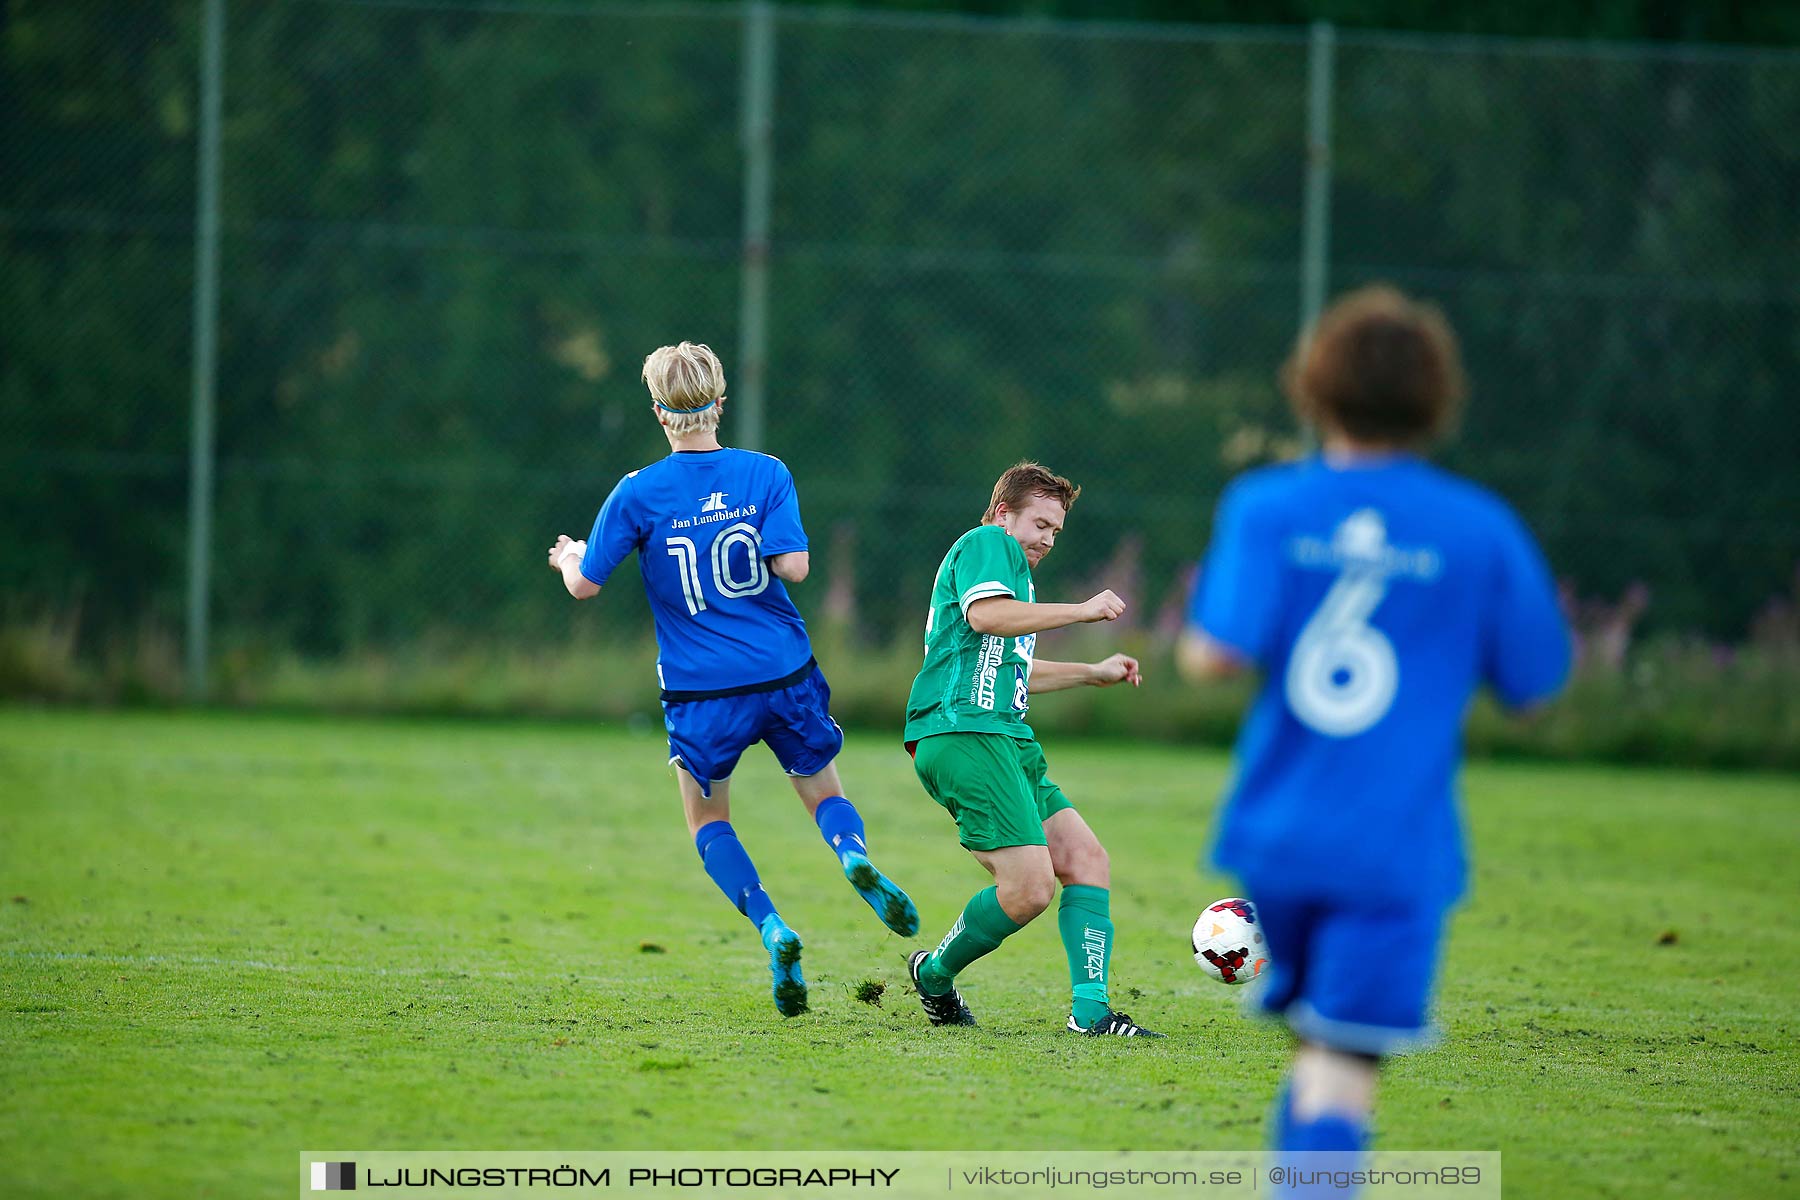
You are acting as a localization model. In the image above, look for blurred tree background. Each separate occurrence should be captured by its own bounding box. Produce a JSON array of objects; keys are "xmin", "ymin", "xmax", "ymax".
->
[
  {"xmin": 791, "ymin": 0, "xmax": 1800, "ymax": 46},
  {"xmin": 3, "ymin": 0, "xmax": 1796, "ymax": 706}
]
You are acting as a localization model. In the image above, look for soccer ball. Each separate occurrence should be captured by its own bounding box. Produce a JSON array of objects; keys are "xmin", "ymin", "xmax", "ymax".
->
[{"xmin": 1192, "ymin": 897, "xmax": 1268, "ymax": 985}]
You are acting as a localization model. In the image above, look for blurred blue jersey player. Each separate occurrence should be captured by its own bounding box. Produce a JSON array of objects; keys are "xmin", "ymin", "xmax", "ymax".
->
[
  {"xmin": 547, "ymin": 341, "xmax": 918, "ymax": 1018},
  {"xmin": 1179, "ymin": 288, "xmax": 1571, "ymax": 1192}
]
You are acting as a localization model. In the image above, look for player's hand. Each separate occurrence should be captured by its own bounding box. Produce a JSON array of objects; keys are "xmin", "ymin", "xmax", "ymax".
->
[
  {"xmin": 1077, "ymin": 590, "xmax": 1127, "ymax": 623},
  {"xmin": 1091, "ymin": 653, "xmax": 1141, "ymax": 688},
  {"xmin": 548, "ymin": 535, "xmax": 584, "ymax": 571}
]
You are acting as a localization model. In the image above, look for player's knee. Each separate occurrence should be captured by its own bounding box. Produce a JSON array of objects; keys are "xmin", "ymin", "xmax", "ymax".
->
[
  {"xmin": 1020, "ymin": 874, "xmax": 1058, "ymax": 919},
  {"xmin": 1057, "ymin": 837, "xmax": 1109, "ymax": 887},
  {"xmin": 998, "ymin": 871, "xmax": 1056, "ymax": 922},
  {"xmin": 1084, "ymin": 842, "xmax": 1110, "ymax": 886}
]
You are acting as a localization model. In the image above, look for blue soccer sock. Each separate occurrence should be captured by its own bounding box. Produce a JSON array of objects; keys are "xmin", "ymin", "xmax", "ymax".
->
[
  {"xmin": 1272, "ymin": 1084, "xmax": 1369, "ymax": 1199},
  {"xmin": 1274, "ymin": 1082, "xmax": 1368, "ymax": 1152},
  {"xmin": 694, "ymin": 820, "xmax": 777, "ymax": 929},
  {"xmin": 818, "ymin": 794, "xmax": 920, "ymax": 937},
  {"xmin": 812, "ymin": 796, "xmax": 867, "ymax": 865}
]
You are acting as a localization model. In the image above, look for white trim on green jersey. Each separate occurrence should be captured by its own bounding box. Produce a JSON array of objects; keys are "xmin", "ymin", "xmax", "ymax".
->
[
  {"xmin": 958, "ymin": 580, "xmax": 1015, "ymax": 616},
  {"xmin": 905, "ymin": 526, "xmax": 1039, "ymax": 743}
]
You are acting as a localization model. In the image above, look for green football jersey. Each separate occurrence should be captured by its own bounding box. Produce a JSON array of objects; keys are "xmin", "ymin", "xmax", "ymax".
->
[{"xmin": 904, "ymin": 525, "xmax": 1039, "ymax": 742}]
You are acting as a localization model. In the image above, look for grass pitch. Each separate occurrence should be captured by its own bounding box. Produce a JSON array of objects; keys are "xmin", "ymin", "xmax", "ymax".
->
[{"xmin": 1, "ymin": 709, "xmax": 1795, "ymax": 1198}]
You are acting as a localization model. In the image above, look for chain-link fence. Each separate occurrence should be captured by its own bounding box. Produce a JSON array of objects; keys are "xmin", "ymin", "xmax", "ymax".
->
[{"xmin": 4, "ymin": 1, "xmax": 1798, "ymax": 689}]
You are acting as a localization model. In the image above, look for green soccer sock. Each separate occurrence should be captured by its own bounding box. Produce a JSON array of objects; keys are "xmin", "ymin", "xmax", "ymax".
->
[
  {"xmin": 918, "ymin": 886, "xmax": 1024, "ymax": 996},
  {"xmin": 1059, "ymin": 884, "xmax": 1114, "ymax": 1029}
]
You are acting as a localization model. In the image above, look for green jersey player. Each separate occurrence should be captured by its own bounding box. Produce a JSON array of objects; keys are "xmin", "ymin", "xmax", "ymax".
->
[{"xmin": 904, "ymin": 462, "xmax": 1162, "ymax": 1037}]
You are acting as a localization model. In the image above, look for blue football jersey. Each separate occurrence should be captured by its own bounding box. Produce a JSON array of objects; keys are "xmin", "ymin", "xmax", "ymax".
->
[
  {"xmin": 579, "ymin": 448, "xmax": 813, "ymax": 694},
  {"xmin": 1188, "ymin": 455, "xmax": 1571, "ymax": 906}
]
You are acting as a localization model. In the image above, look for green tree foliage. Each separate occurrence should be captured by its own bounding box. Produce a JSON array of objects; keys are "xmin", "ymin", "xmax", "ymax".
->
[
  {"xmin": 774, "ymin": 0, "xmax": 1800, "ymax": 47},
  {"xmin": 2, "ymin": 1, "xmax": 1795, "ymax": 659}
]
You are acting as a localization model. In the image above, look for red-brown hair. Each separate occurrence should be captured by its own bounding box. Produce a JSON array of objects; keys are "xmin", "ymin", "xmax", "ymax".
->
[
  {"xmin": 982, "ymin": 461, "xmax": 1081, "ymax": 524},
  {"xmin": 1284, "ymin": 285, "xmax": 1466, "ymax": 448}
]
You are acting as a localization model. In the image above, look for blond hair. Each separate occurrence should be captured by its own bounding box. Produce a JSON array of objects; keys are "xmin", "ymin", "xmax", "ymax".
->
[
  {"xmin": 981, "ymin": 461, "xmax": 1081, "ymax": 524},
  {"xmin": 642, "ymin": 341, "xmax": 726, "ymax": 437}
]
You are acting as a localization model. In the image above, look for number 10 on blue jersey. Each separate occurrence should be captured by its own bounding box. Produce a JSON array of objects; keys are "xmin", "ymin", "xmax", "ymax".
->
[{"xmin": 666, "ymin": 522, "xmax": 772, "ymax": 615}]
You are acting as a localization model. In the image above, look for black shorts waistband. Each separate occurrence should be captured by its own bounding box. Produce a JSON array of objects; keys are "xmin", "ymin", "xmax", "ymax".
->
[{"xmin": 660, "ymin": 656, "xmax": 817, "ymax": 704}]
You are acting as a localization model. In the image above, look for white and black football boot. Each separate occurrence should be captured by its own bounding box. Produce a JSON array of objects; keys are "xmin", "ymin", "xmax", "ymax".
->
[
  {"xmin": 1067, "ymin": 1010, "xmax": 1164, "ymax": 1038},
  {"xmin": 908, "ymin": 950, "xmax": 976, "ymax": 1027}
]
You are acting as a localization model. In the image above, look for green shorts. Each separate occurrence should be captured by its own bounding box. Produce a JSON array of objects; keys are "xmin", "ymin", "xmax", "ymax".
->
[{"xmin": 911, "ymin": 732, "xmax": 1072, "ymax": 852}]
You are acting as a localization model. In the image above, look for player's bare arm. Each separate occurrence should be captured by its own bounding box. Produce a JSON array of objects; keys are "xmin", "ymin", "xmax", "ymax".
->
[
  {"xmin": 547, "ymin": 533, "xmax": 600, "ymax": 600},
  {"xmin": 966, "ymin": 589, "xmax": 1125, "ymax": 637},
  {"xmin": 1029, "ymin": 653, "xmax": 1141, "ymax": 693},
  {"xmin": 766, "ymin": 551, "xmax": 810, "ymax": 583},
  {"xmin": 1176, "ymin": 628, "xmax": 1245, "ymax": 681}
]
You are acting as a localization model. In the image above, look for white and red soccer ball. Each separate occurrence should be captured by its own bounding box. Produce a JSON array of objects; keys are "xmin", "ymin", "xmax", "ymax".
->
[{"xmin": 1192, "ymin": 897, "xmax": 1268, "ymax": 985}]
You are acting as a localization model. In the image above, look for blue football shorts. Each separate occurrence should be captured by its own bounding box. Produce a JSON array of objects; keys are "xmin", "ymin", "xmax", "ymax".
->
[
  {"xmin": 662, "ymin": 664, "xmax": 844, "ymax": 799},
  {"xmin": 1248, "ymin": 891, "xmax": 1448, "ymax": 1057}
]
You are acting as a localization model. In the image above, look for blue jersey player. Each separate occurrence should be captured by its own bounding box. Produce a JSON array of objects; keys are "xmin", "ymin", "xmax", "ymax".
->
[
  {"xmin": 1179, "ymin": 288, "xmax": 1571, "ymax": 1179},
  {"xmin": 547, "ymin": 341, "xmax": 918, "ymax": 1017}
]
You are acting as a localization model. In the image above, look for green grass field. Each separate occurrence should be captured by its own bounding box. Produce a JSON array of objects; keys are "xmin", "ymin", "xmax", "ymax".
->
[{"xmin": 1, "ymin": 709, "xmax": 1795, "ymax": 1198}]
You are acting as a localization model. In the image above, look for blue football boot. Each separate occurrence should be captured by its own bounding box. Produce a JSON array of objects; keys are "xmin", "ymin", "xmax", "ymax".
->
[
  {"xmin": 760, "ymin": 915, "xmax": 808, "ymax": 1017},
  {"xmin": 841, "ymin": 850, "xmax": 920, "ymax": 937}
]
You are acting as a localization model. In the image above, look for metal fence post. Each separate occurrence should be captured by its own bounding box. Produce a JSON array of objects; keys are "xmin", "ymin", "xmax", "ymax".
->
[
  {"xmin": 1300, "ymin": 19, "xmax": 1336, "ymax": 337},
  {"xmin": 736, "ymin": 0, "xmax": 776, "ymax": 451},
  {"xmin": 185, "ymin": 0, "xmax": 225, "ymax": 701}
]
